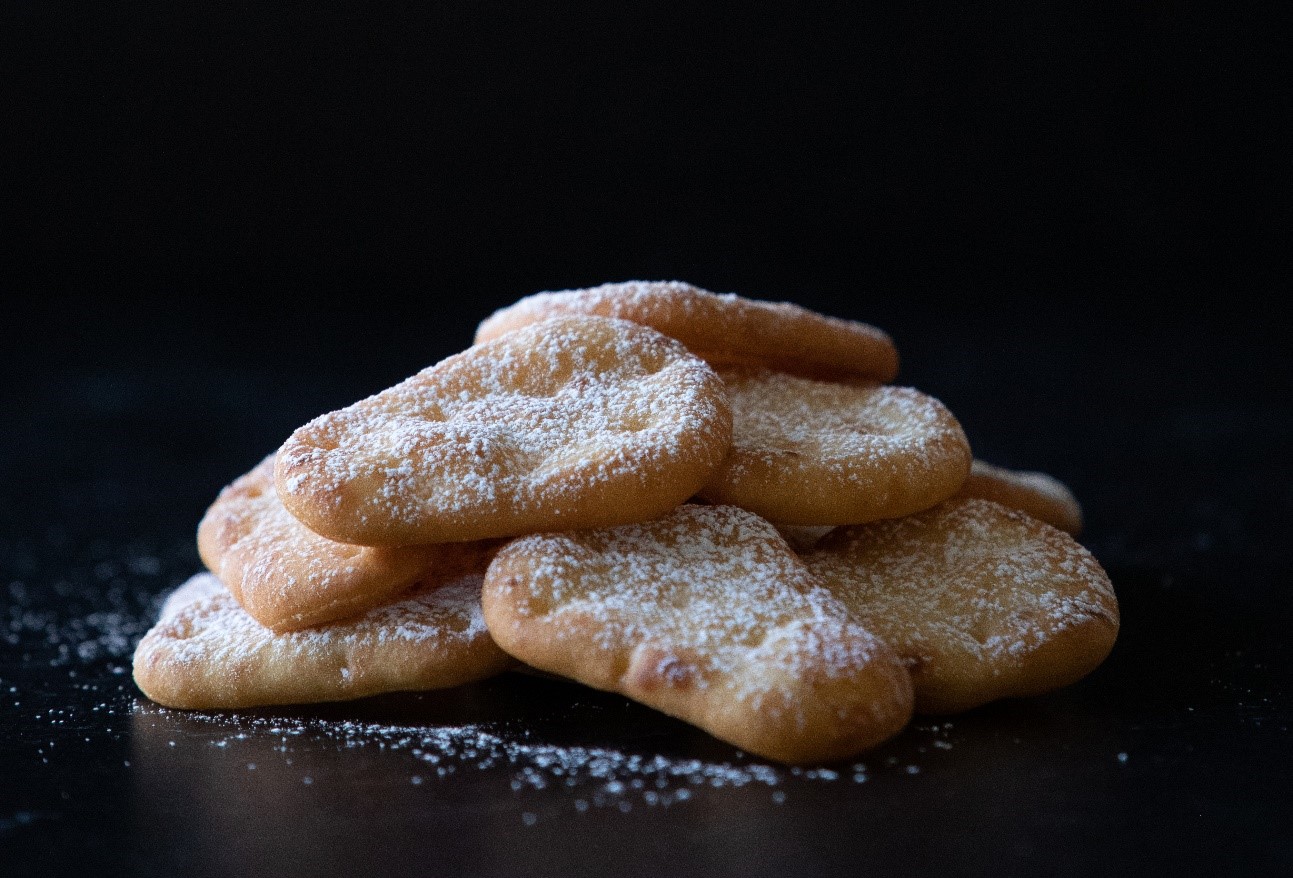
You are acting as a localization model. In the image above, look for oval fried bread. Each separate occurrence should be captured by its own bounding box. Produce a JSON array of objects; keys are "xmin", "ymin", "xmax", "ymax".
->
[
  {"xmin": 698, "ymin": 368, "xmax": 971, "ymax": 525},
  {"xmin": 134, "ymin": 542, "xmax": 513, "ymax": 710},
  {"xmin": 276, "ymin": 316, "xmax": 732, "ymax": 546},
  {"xmin": 482, "ymin": 504, "xmax": 913, "ymax": 763},
  {"xmin": 198, "ymin": 456, "xmax": 442, "ymax": 631},
  {"xmin": 807, "ymin": 498, "xmax": 1118, "ymax": 714},
  {"xmin": 475, "ymin": 280, "xmax": 899, "ymax": 382},
  {"xmin": 956, "ymin": 459, "xmax": 1084, "ymax": 535}
]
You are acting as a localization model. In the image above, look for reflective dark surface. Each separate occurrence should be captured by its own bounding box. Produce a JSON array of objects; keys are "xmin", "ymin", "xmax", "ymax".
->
[{"xmin": 4, "ymin": 5, "xmax": 1287, "ymax": 875}]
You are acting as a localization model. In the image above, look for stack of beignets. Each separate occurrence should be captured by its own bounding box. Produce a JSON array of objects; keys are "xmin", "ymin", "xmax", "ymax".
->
[{"xmin": 134, "ymin": 281, "xmax": 1118, "ymax": 764}]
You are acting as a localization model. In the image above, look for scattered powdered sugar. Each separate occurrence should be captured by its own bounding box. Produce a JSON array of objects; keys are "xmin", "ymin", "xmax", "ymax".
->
[
  {"xmin": 9, "ymin": 605, "xmax": 153, "ymax": 666},
  {"xmin": 144, "ymin": 709, "xmax": 789, "ymax": 802},
  {"xmin": 6, "ymin": 571, "xmax": 164, "ymax": 667},
  {"xmin": 130, "ymin": 705, "xmax": 960, "ymax": 812},
  {"xmin": 4, "ymin": 530, "xmax": 954, "ymax": 818}
]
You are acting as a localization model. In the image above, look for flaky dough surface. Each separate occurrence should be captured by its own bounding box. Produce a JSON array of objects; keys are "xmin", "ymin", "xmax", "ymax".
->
[
  {"xmin": 198, "ymin": 456, "xmax": 440, "ymax": 631},
  {"xmin": 697, "ymin": 369, "xmax": 972, "ymax": 525},
  {"xmin": 482, "ymin": 504, "xmax": 913, "ymax": 763},
  {"xmin": 807, "ymin": 498, "xmax": 1118, "ymax": 714},
  {"xmin": 475, "ymin": 281, "xmax": 899, "ymax": 382},
  {"xmin": 133, "ymin": 543, "xmax": 513, "ymax": 709},
  {"xmin": 276, "ymin": 316, "xmax": 732, "ymax": 546}
]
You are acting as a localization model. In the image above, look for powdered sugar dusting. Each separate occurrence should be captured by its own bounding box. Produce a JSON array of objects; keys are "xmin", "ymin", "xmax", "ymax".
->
[
  {"xmin": 474, "ymin": 280, "xmax": 899, "ymax": 381},
  {"xmin": 486, "ymin": 505, "xmax": 912, "ymax": 759},
  {"xmin": 807, "ymin": 498, "xmax": 1117, "ymax": 696},
  {"xmin": 699, "ymin": 369, "xmax": 971, "ymax": 524},
  {"xmin": 721, "ymin": 370, "xmax": 963, "ymax": 478},
  {"xmin": 157, "ymin": 571, "xmax": 488, "ymax": 658},
  {"xmin": 276, "ymin": 316, "xmax": 730, "ymax": 544},
  {"xmin": 478, "ymin": 281, "xmax": 710, "ymax": 330},
  {"xmin": 495, "ymin": 505, "xmax": 883, "ymax": 693},
  {"xmin": 134, "ymin": 566, "xmax": 510, "ymax": 708},
  {"xmin": 198, "ymin": 456, "xmax": 436, "ymax": 629}
]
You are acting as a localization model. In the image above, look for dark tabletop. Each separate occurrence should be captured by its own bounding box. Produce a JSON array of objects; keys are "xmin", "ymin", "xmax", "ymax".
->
[{"xmin": 3, "ymin": 6, "xmax": 1287, "ymax": 877}]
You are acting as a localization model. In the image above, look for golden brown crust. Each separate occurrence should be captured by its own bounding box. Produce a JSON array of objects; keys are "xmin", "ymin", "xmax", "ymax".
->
[
  {"xmin": 275, "ymin": 316, "xmax": 732, "ymax": 546},
  {"xmin": 956, "ymin": 459, "xmax": 1084, "ymax": 535},
  {"xmin": 697, "ymin": 369, "xmax": 972, "ymax": 525},
  {"xmin": 481, "ymin": 505, "xmax": 913, "ymax": 763},
  {"xmin": 474, "ymin": 281, "xmax": 899, "ymax": 382},
  {"xmin": 197, "ymin": 456, "xmax": 441, "ymax": 631},
  {"xmin": 807, "ymin": 498, "xmax": 1118, "ymax": 714},
  {"xmin": 133, "ymin": 543, "xmax": 514, "ymax": 710}
]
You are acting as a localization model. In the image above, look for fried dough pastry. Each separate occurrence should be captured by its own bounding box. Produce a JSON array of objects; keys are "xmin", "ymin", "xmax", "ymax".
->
[
  {"xmin": 133, "ymin": 542, "xmax": 513, "ymax": 709},
  {"xmin": 475, "ymin": 280, "xmax": 899, "ymax": 382},
  {"xmin": 482, "ymin": 504, "xmax": 913, "ymax": 763},
  {"xmin": 697, "ymin": 368, "xmax": 971, "ymax": 525},
  {"xmin": 955, "ymin": 459, "xmax": 1083, "ymax": 535},
  {"xmin": 277, "ymin": 316, "xmax": 732, "ymax": 546},
  {"xmin": 198, "ymin": 456, "xmax": 442, "ymax": 631},
  {"xmin": 806, "ymin": 498, "xmax": 1118, "ymax": 714}
]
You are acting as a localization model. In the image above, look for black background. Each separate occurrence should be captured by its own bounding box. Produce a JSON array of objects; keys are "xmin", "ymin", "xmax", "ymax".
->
[
  {"xmin": 3, "ymin": 5, "xmax": 1289, "ymax": 877},
  {"xmin": 8, "ymin": 5, "xmax": 1282, "ymax": 354}
]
